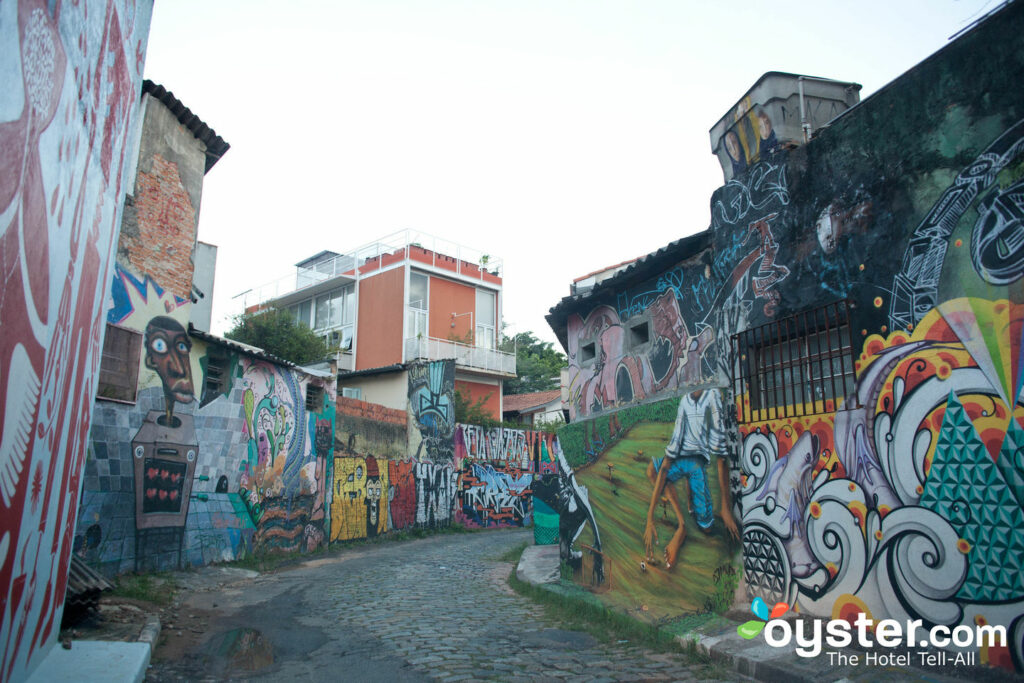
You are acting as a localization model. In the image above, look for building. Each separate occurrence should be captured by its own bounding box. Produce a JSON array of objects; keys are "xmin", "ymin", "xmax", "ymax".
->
[
  {"xmin": 547, "ymin": 4, "xmax": 1024, "ymax": 672},
  {"xmin": 0, "ymin": 3, "xmax": 154, "ymax": 679},
  {"xmin": 502, "ymin": 390, "xmax": 565, "ymax": 426},
  {"xmin": 243, "ymin": 231, "xmax": 516, "ymax": 421},
  {"xmin": 74, "ymin": 81, "xmax": 338, "ymax": 577}
]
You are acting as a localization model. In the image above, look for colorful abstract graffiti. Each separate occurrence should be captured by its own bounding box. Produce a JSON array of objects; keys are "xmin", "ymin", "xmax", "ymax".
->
[
  {"xmin": 456, "ymin": 462, "xmax": 532, "ymax": 528},
  {"xmin": 408, "ymin": 360, "xmax": 455, "ymax": 463},
  {"xmin": 454, "ymin": 423, "xmax": 558, "ymax": 474},
  {"xmin": 0, "ymin": 1, "xmax": 153, "ymax": 678}
]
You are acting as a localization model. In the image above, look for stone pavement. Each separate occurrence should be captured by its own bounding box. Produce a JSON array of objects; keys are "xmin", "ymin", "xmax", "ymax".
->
[{"xmin": 145, "ymin": 529, "xmax": 737, "ymax": 682}]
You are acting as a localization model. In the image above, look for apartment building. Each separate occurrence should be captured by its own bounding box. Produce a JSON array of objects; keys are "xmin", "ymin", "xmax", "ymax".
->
[{"xmin": 245, "ymin": 231, "xmax": 516, "ymax": 420}]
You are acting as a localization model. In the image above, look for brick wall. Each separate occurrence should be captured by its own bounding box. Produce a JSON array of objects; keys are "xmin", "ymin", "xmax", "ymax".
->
[
  {"xmin": 118, "ymin": 154, "xmax": 196, "ymax": 301},
  {"xmin": 337, "ymin": 396, "xmax": 407, "ymax": 426}
]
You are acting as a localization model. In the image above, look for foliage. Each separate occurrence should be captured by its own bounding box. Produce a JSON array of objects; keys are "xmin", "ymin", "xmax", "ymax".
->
[
  {"xmin": 455, "ymin": 386, "xmax": 497, "ymax": 427},
  {"xmin": 225, "ymin": 307, "xmax": 334, "ymax": 365},
  {"xmin": 501, "ymin": 331, "xmax": 566, "ymax": 395},
  {"xmin": 110, "ymin": 573, "xmax": 177, "ymax": 606},
  {"xmin": 557, "ymin": 396, "xmax": 681, "ymax": 469}
]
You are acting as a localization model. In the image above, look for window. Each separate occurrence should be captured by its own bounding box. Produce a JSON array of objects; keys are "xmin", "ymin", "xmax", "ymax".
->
[
  {"xmin": 628, "ymin": 321, "xmax": 649, "ymax": 348},
  {"xmin": 475, "ymin": 289, "xmax": 496, "ymax": 349},
  {"xmin": 305, "ymin": 383, "xmax": 324, "ymax": 412},
  {"xmin": 342, "ymin": 386, "xmax": 363, "ymax": 400},
  {"xmin": 311, "ymin": 284, "xmax": 355, "ymax": 350},
  {"xmin": 289, "ymin": 300, "xmax": 312, "ymax": 329},
  {"xmin": 580, "ymin": 341, "xmax": 596, "ymax": 363},
  {"xmin": 97, "ymin": 324, "xmax": 142, "ymax": 402},
  {"xmin": 406, "ymin": 272, "xmax": 429, "ymax": 339},
  {"xmin": 204, "ymin": 347, "xmax": 230, "ymax": 399},
  {"xmin": 732, "ymin": 300, "xmax": 858, "ymax": 423}
]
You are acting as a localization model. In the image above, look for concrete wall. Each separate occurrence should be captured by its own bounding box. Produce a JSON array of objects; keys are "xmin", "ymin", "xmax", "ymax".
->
[
  {"xmin": 339, "ymin": 371, "xmax": 408, "ymax": 411},
  {"xmin": 555, "ymin": 5, "xmax": 1024, "ymax": 670},
  {"xmin": 0, "ymin": 1, "xmax": 153, "ymax": 678},
  {"xmin": 189, "ymin": 241, "xmax": 217, "ymax": 332}
]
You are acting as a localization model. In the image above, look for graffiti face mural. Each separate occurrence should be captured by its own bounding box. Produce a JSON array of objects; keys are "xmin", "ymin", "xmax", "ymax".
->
[
  {"xmin": 408, "ymin": 360, "xmax": 455, "ymax": 463},
  {"xmin": 144, "ymin": 316, "xmax": 195, "ymax": 424}
]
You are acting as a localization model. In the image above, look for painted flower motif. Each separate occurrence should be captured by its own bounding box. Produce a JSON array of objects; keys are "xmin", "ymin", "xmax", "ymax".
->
[
  {"xmin": 809, "ymin": 501, "xmax": 822, "ymax": 519},
  {"xmin": 737, "ymin": 597, "xmax": 789, "ymax": 639},
  {"xmin": 957, "ymin": 538, "xmax": 972, "ymax": 554}
]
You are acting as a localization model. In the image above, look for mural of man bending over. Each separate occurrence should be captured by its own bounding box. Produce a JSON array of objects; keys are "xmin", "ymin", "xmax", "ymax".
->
[
  {"xmin": 144, "ymin": 316, "xmax": 195, "ymax": 427},
  {"xmin": 643, "ymin": 388, "xmax": 739, "ymax": 569}
]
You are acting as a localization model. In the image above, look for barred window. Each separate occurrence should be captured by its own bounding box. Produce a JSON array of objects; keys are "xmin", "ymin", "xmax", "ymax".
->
[
  {"xmin": 204, "ymin": 347, "xmax": 230, "ymax": 398},
  {"xmin": 97, "ymin": 324, "xmax": 142, "ymax": 403},
  {"xmin": 306, "ymin": 383, "xmax": 324, "ymax": 412},
  {"xmin": 731, "ymin": 300, "xmax": 858, "ymax": 423}
]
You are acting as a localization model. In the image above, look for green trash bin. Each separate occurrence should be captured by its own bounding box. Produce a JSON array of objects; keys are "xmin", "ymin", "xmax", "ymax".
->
[{"xmin": 533, "ymin": 498, "xmax": 559, "ymax": 546}]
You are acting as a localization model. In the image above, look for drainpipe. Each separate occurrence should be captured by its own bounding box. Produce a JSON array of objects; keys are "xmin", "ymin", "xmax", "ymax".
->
[{"xmin": 798, "ymin": 76, "xmax": 811, "ymax": 143}]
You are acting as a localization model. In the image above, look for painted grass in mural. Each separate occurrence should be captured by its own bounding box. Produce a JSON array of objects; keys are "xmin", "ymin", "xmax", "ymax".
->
[{"xmin": 573, "ymin": 421, "xmax": 739, "ymax": 624}]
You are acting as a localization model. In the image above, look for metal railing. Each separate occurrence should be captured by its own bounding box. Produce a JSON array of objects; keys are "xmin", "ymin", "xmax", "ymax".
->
[
  {"xmin": 404, "ymin": 336, "xmax": 516, "ymax": 376},
  {"xmin": 235, "ymin": 229, "xmax": 504, "ymax": 314}
]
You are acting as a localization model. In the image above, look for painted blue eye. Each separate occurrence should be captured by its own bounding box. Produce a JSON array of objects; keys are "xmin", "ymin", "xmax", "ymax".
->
[
  {"xmin": 151, "ymin": 338, "xmax": 168, "ymax": 353},
  {"xmin": 176, "ymin": 341, "xmax": 189, "ymax": 353}
]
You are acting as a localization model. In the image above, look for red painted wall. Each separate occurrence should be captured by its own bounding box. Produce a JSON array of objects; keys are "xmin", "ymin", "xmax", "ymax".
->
[
  {"xmin": 356, "ymin": 268, "xmax": 405, "ymax": 369},
  {"xmin": 457, "ymin": 379, "xmax": 501, "ymax": 420},
  {"xmin": 429, "ymin": 275, "xmax": 476, "ymax": 342}
]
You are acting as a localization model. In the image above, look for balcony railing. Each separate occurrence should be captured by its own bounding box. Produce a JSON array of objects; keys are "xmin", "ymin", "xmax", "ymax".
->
[
  {"xmin": 404, "ymin": 336, "xmax": 516, "ymax": 376},
  {"xmin": 235, "ymin": 229, "xmax": 504, "ymax": 314}
]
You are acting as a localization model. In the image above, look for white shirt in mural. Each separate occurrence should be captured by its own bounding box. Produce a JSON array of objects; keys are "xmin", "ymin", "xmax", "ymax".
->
[{"xmin": 665, "ymin": 389, "xmax": 726, "ymax": 462}]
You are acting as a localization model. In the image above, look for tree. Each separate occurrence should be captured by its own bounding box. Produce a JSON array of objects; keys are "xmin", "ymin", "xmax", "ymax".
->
[
  {"xmin": 501, "ymin": 330, "xmax": 566, "ymax": 395},
  {"xmin": 225, "ymin": 307, "xmax": 333, "ymax": 365}
]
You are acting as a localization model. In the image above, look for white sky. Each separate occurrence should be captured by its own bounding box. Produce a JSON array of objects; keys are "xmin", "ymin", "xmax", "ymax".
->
[{"xmin": 143, "ymin": 0, "xmax": 999, "ymax": 346}]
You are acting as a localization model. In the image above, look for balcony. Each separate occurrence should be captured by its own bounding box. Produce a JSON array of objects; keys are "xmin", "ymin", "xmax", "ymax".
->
[{"xmin": 404, "ymin": 336, "xmax": 516, "ymax": 377}]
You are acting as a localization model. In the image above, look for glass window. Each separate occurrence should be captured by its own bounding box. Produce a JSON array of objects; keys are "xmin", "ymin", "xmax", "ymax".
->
[
  {"xmin": 476, "ymin": 289, "xmax": 496, "ymax": 348},
  {"xmin": 290, "ymin": 300, "xmax": 312, "ymax": 328},
  {"xmin": 407, "ymin": 272, "xmax": 429, "ymax": 339}
]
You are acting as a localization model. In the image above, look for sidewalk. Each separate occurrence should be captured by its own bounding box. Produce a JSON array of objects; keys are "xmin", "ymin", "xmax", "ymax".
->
[{"xmin": 516, "ymin": 545, "xmax": 1015, "ymax": 683}]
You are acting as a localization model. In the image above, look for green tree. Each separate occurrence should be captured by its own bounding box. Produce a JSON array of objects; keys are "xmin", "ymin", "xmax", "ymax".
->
[
  {"xmin": 501, "ymin": 330, "xmax": 566, "ymax": 395},
  {"xmin": 454, "ymin": 386, "xmax": 497, "ymax": 427},
  {"xmin": 225, "ymin": 307, "xmax": 333, "ymax": 365}
]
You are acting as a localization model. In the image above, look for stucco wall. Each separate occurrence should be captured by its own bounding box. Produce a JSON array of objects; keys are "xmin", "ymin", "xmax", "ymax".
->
[{"xmin": 0, "ymin": 1, "xmax": 153, "ymax": 678}]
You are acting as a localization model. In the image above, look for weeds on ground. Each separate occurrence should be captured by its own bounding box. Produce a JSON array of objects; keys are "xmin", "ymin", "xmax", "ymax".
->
[
  {"xmin": 494, "ymin": 542, "xmax": 529, "ymax": 563},
  {"xmin": 507, "ymin": 568, "xmax": 680, "ymax": 653},
  {"xmin": 109, "ymin": 573, "xmax": 177, "ymax": 606}
]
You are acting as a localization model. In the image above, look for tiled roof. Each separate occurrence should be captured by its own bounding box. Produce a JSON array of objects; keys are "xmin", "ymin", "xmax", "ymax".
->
[
  {"xmin": 142, "ymin": 80, "xmax": 230, "ymax": 173},
  {"xmin": 502, "ymin": 389, "xmax": 561, "ymax": 414},
  {"xmin": 546, "ymin": 230, "xmax": 711, "ymax": 351}
]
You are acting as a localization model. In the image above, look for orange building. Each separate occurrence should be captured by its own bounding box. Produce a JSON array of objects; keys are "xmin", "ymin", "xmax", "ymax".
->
[{"xmin": 249, "ymin": 231, "xmax": 515, "ymax": 420}]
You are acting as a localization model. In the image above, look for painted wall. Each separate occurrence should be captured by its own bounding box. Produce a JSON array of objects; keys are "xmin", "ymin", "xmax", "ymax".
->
[
  {"xmin": 455, "ymin": 378, "xmax": 501, "ymax": 421},
  {"xmin": 0, "ymin": 1, "xmax": 153, "ymax": 678},
  {"xmin": 428, "ymin": 274, "xmax": 475, "ymax": 341},
  {"xmin": 554, "ymin": 5, "xmax": 1024, "ymax": 669},
  {"xmin": 77, "ymin": 300, "xmax": 337, "ymax": 574},
  {"xmin": 355, "ymin": 267, "xmax": 404, "ymax": 370},
  {"xmin": 339, "ymin": 371, "xmax": 408, "ymax": 412},
  {"xmin": 408, "ymin": 360, "xmax": 456, "ymax": 464}
]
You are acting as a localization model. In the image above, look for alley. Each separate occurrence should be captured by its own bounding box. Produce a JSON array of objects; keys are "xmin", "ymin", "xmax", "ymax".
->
[{"xmin": 146, "ymin": 529, "xmax": 726, "ymax": 682}]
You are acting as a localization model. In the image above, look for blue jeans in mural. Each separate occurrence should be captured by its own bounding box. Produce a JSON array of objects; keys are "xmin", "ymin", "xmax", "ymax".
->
[{"xmin": 651, "ymin": 455, "xmax": 714, "ymax": 530}]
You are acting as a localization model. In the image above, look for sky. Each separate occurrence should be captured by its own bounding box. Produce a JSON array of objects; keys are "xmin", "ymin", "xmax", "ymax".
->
[{"xmin": 142, "ymin": 0, "xmax": 1000, "ymax": 346}]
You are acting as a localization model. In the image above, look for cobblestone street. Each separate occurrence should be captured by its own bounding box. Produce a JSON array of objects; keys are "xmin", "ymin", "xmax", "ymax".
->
[{"xmin": 146, "ymin": 529, "xmax": 734, "ymax": 681}]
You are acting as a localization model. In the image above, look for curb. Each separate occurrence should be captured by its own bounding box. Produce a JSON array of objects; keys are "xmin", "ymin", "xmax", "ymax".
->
[{"xmin": 137, "ymin": 615, "xmax": 161, "ymax": 655}]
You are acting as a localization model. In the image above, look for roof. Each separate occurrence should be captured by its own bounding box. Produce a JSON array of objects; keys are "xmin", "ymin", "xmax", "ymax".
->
[
  {"xmin": 188, "ymin": 325, "xmax": 297, "ymax": 369},
  {"xmin": 546, "ymin": 229, "xmax": 712, "ymax": 351},
  {"xmin": 142, "ymin": 80, "xmax": 230, "ymax": 173},
  {"xmin": 502, "ymin": 390, "xmax": 561, "ymax": 415},
  {"xmin": 337, "ymin": 363, "xmax": 407, "ymax": 380},
  {"xmin": 572, "ymin": 257, "xmax": 641, "ymax": 283}
]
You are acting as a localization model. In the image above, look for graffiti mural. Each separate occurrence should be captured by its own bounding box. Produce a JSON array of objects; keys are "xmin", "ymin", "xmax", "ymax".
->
[
  {"xmin": 408, "ymin": 360, "xmax": 455, "ymax": 463},
  {"xmin": 0, "ymin": 1, "xmax": 153, "ymax": 677},
  {"xmin": 331, "ymin": 456, "xmax": 388, "ymax": 541},
  {"xmin": 457, "ymin": 462, "xmax": 533, "ymax": 528},
  {"xmin": 414, "ymin": 462, "xmax": 457, "ymax": 527},
  {"xmin": 388, "ymin": 460, "xmax": 416, "ymax": 531}
]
